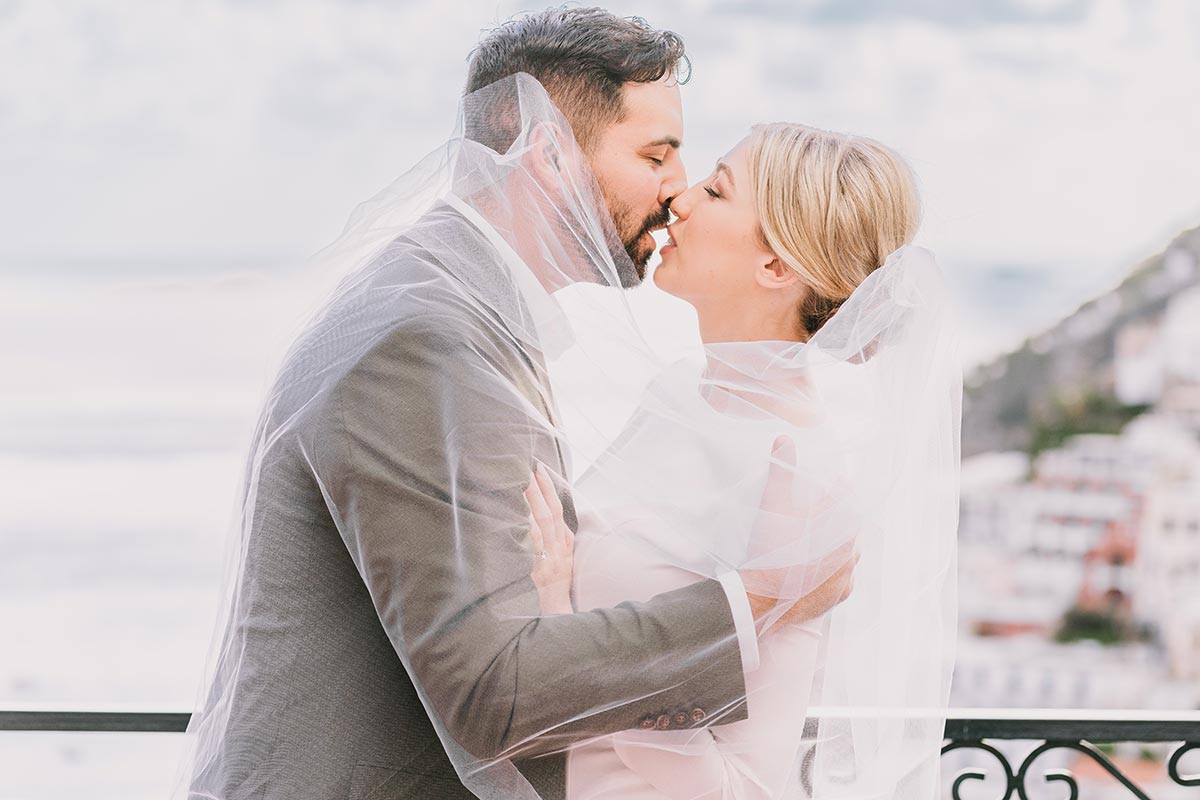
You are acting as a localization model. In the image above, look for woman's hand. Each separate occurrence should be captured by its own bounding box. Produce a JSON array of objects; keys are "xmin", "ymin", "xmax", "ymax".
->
[{"xmin": 524, "ymin": 462, "xmax": 576, "ymax": 615}]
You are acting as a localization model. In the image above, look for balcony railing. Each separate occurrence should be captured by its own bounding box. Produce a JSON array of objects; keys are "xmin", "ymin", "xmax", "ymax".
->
[
  {"xmin": 938, "ymin": 708, "xmax": 1200, "ymax": 799},
  {"xmin": 3, "ymin": 707, "xmax": 1198, "ymax": 798}
]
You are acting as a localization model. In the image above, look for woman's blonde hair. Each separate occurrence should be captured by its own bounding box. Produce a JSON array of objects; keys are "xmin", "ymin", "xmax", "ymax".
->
[{"xmin": 745, "ymin": 123, "xmax": 920, "ymax": 338}]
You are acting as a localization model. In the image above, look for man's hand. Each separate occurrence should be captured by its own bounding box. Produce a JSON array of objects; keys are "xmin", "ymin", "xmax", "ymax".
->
[{"xmin": 744, "ymin": 549, "xmax": 859, "ymax": 634}]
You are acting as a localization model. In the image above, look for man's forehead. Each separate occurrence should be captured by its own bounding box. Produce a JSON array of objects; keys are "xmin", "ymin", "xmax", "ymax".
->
[{"xmin": 615, "ymin": 77, "xmax": 683, "ymax": 145}]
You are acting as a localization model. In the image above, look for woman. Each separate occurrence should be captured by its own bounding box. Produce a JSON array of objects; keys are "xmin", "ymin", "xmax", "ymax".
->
[{"xmin": 526, "ymin": 123, "xmax": 960, "ymax": 799}]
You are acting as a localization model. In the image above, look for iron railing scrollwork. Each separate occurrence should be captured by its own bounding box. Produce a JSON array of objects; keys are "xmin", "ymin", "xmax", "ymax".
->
[
  {"xmin": 1168, "ymin": 742, "xmax": 1200, "ymax": 787},
  {"xmin": 942, "ymin": 739, "xmax": 1017, "ymax": 799},
  {"xmin": 941, "ymin": 714, "xmax": 1200, "ymax": 800}
]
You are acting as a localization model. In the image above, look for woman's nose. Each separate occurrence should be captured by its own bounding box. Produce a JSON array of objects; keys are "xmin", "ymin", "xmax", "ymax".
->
[
  {"xmin": 661, "ymin": 183, "xmax": 687, "ymax": 209},
  {"xmin": 671, "ymin": 184, "xmax": 698, "ymax": 219}
]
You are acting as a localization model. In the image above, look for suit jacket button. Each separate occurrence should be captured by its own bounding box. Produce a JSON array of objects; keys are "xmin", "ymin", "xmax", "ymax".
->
[
  {"xmin": 673, "ymin": 711, "xmax": 689, "ymax": 727},
  {"xmin": 655, "ymin": 714, "xmax": 671, "ymax": 730},
  {"xmin": 690, "ymin": 707, "xmax": 706, "ymax": 722},
  {"xmin": 639, "ymin": 717, "xmax": 656, "ymax": 730}
]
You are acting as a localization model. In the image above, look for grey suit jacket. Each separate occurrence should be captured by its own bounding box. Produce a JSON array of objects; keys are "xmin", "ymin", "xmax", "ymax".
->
[{"xmin": 193, "ymin": 208, "xmax": 748, "ymax": 799}]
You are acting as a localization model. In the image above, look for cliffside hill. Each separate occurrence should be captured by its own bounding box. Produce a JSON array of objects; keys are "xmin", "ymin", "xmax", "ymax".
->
[{"xmin": 963, "ymin": 225, "xmax": 1200, "ymax": 457}]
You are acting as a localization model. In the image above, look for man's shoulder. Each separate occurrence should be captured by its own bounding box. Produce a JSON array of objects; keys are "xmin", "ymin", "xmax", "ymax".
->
[
  {"xmin": 368, "ymin": 313, "xmax": 498, "ymax": 371},
  {"xmin": 329, "ymin": 247, "xmax": 516, "ymax": 361},
  {"xmin": 283, "ymin": 221, "xmax": 531, "ymax": 430},
  {"xmin": 336, "ymin": 287, "xmax": 526, "ymax": 398}
]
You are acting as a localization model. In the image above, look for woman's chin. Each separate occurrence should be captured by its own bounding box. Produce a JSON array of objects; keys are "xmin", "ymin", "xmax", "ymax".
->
[
  {"xmin": 651, "ymin": 264, "xmax": 677, "ymax": 296},
  {"xmin": 652, "ymin": 248, "xmax": 679, "ymax": 293}
]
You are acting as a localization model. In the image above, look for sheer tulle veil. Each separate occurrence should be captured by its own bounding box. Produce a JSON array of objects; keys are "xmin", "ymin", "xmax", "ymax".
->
[{"xmin": 178, "ymin": 72, "xmax": 960, "ymax": 799}]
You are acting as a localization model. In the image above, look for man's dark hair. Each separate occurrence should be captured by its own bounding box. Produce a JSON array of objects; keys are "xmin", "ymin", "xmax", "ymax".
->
[{"xmin": 465, "ymin": 6, "xmax": 690, "ymax": 152}]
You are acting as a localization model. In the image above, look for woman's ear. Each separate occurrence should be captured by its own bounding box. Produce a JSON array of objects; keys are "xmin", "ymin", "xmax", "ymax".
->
[{"xmin": 755, "ymin": 257, "xmax": 801, "ymax": 291}]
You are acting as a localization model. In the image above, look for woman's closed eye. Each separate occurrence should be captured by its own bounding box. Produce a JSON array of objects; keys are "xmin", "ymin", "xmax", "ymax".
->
[{"xmin": 704, "ymin": 184, "xmax": 721, "ymax": 199}]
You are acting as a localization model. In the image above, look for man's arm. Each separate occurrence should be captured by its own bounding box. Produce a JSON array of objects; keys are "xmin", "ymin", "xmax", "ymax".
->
[{"xmin": 307, "ymin": 318, "xmax": 749, "ymax": 760}]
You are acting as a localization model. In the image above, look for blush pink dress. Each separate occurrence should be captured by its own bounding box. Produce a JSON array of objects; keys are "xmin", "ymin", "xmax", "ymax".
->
[{"xmin": 564, "ymin": 392, "xmax": 826, "ymax": 800}]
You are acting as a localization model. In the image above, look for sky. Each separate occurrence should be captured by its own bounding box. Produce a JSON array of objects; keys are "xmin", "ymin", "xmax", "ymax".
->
[{"xmin": 3, "ymin": 1, "xmax": 1199, "ymax": 305}]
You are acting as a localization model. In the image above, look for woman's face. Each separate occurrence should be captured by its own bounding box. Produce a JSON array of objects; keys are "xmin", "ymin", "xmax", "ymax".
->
[{"xmin": 654, "ymin": 137, "xmax": 795, "ymax": 341}]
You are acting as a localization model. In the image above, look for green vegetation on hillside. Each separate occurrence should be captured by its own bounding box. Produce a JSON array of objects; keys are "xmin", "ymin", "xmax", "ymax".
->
[
  {"xmin": 1028, "ymin": 390, "xmax": 1151, "ymax": 459},
  {"xmin": 962, "ymin": 224, "xmax": 1200, "ymax": 457},
  {"xmin": 1055, "ymin": 606, "xmax": 1131, "ymax": 645}
]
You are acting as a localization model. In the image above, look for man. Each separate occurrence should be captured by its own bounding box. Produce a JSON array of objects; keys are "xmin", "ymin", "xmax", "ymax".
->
[{"xmin": 186, "ymin": 8, "xmax": 853, "ymax": 799}]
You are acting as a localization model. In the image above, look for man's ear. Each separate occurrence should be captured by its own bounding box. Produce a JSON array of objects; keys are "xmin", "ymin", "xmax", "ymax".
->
[
  {"xmin": 528, "ymin": 122, "xmax": 572, "ymax": 185},
  {"xmin": 756, "ymin": 257, "xmax": 801, "ymax": 290}
]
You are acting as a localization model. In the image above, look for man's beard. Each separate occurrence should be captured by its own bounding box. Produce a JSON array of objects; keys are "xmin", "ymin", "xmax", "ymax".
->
[
  {"xmin": 597, "ymin": 180, "xmax": 671, "ymax": 287},
  {"xmin": 618, "ymin": 202, "xmax": 671, "ymax": 283}
]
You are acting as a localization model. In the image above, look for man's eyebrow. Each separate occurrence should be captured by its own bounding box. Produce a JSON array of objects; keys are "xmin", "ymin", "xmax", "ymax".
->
[{"xmin": 645, "ymin": 136, "xmax": 682, "ymax": 149}]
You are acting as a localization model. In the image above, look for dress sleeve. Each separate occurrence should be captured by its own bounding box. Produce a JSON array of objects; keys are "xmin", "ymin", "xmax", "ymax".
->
[
  {"xmin": 717, "ymin": 571, "xmax": 761, "ymax": 673},
  {"xmin": 611, "ymin": 621, "xmax": 824, "ymax": 799}
]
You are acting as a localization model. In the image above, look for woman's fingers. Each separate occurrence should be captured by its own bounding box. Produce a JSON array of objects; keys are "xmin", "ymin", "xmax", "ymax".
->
[
  {"xmin": 534, "ymin": 462, "xmax": 567, "ymax": 558},
  {"xmin": 526, "ymin": 469, "xmax": 577, "ymax": 616},
  {"xmin": 534, "ymin": 462, "xmax": 564, "ymax": 517},
  {"xmin": 523, "ymin": 480, "xmax": 549, "ymax": 558}
]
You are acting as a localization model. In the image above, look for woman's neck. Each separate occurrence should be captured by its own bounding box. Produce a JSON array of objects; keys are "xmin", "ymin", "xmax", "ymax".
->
[{"xmin": 697, "ymin": 298, "xmax": 805, "ymax": 346}]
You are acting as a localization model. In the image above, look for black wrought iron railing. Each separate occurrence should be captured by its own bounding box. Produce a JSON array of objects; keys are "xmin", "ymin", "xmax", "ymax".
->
[
  {"xmin": 939, "ymin": 709, "xmax": 1200, "ymax": 799},
  {"xmin": 3, "ymin": 707, "xmax": 1198, "ymax": 798},
  {"xmin": 0, "ymin": 708, "xmax": 190, "ymax": 733}
]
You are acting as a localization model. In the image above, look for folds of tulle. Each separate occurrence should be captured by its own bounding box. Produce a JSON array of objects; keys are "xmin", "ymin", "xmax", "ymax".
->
[{"xmin": 179, "ymin": 73, "xmax": 960, "ymax": 800}]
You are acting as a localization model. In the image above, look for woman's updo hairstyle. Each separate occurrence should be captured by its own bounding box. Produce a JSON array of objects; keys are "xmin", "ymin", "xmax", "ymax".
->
[{"xmin": 745, "ymin": 123, "xmax": 921, "ymax": 339}]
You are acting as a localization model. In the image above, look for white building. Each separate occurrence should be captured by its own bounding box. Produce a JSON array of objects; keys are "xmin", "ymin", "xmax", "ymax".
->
[
  {"xmin": 958, "ymin": 434, "xmax": 1161, "ymax": 637},
  {"xmin": 1115, "ymin": 319, "xmax": 1164, "ymax": 405},
  {"xmin": 1112, "ymin": 276, "xmax": 1200, "ymax": 410},
  {"xmin": 1162, "ymin": 383, "xmax": 1200, "ymax": 431},
  {"xmin": 1163, "ymin": 284, "xmax": 1200, "ymax": 385},
  {"xmin": 952, "ymin": 634, "xmax": 1196, "ymax": 709},
  {"xmin": 957, "ymin": 453, "xmax": 1055, "ymax": 633},
  {"xmin": 958, "ymin": 451, "xmax": 1030, "ymax": 548},
  {"xmin": 1131, "ymin": 423, "xmax": 1200, "ymax": 680}
]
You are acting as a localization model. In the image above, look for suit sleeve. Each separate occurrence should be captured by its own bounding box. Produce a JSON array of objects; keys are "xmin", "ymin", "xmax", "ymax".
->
[{"xmin": 306, "ymin": 318, "xmax": 749, "ymax": 761}]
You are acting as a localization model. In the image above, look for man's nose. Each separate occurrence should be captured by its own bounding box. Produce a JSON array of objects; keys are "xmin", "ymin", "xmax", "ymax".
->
[
  {"xmin": 659, "ymin": 160, "xmax": 688, "ymax": 207},
  {"xmin": 660, "ymin": 177, "xmax": 688, "ymax": 206}
]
